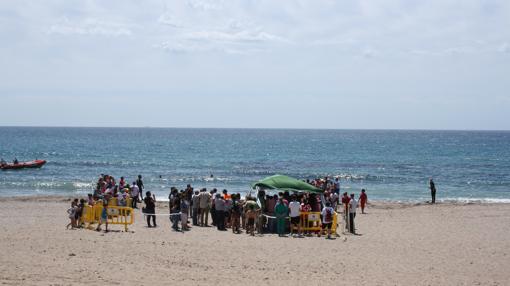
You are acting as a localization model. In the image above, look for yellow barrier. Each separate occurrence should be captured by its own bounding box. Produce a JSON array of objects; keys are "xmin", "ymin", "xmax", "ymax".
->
[
  {"xmin": 81, "ymin": 203, "xmax": 134, "ymax": 231},
  {"xmin": 298, "ymin": 211, "xmax": 339, "ymax": 234}
]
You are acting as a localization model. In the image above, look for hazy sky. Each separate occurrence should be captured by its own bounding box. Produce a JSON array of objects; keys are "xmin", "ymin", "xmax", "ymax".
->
[{"xmin": 1, "ymin": 0, "xmax": 509, "ymax": 129}]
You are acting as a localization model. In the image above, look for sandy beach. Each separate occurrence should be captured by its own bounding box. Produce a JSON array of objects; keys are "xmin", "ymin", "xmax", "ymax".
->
[{"xmin": 0, "ymin": 197, "xmax": 509, "ymax": 285}]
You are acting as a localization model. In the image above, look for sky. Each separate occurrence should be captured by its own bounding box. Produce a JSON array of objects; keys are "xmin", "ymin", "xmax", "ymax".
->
[{"xmin": 0, "ymin": 0, "xmax": 509, "ymax": 130}]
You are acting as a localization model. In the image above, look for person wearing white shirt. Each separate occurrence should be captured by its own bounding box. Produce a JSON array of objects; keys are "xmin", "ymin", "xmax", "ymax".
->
[
  {"xmin": 321, "ymin": 202, "xmax": 335, "ymax": 239},
  {"xmin": 330, "ymin": 192, "xmax": 339, "ymax": 211},
  {"xmin": 131, "ymin": 182, "xmax": 140, "ymax": 208},
  {"xmin": 288, "ymin": 195, "xmax": 302, "ymax": 237},
  {"xmin": 348, "ymin": 194, "xmax": 358, "ymax": 234},
  {"xmin": 191, "ymin": 191, "xmax": 201, "ymax": 226}
]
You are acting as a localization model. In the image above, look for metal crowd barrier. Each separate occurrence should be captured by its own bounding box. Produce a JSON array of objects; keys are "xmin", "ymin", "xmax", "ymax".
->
[
  {"xmin": 81, "ymin": 201, "xmax": 134, "ymax": 231},
  {"xmin": 299, "ymin": 211, "xmax": 339, "ymax": 233}
]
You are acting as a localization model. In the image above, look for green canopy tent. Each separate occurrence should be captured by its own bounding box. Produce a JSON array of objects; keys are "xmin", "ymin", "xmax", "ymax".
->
[
  {"xmin": 251, "ymin": 174, "xmax": 323, "ymax": 194},
  {"xmin": 250, "ymin": 175, "xmax": 324, "ymax": 234}
]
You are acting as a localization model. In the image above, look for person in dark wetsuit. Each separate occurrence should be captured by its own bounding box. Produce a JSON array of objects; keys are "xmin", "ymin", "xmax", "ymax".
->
[
  {"xmin": 143, "ymin": 191, "xmax": 157, "ymax": 227},
  {"xmin": 429, "ymin": 179, "xmax": 437, "ymax": 204}
]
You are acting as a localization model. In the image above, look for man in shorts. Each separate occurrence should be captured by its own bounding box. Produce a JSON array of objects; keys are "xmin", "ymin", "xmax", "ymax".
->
[
  {"xmin": 321, "ymin": 202, "xmax": 335, "ymax": 239},
  {"xmin": 288, "ymin": 195, "xmax": 302, "ymax": 237}
]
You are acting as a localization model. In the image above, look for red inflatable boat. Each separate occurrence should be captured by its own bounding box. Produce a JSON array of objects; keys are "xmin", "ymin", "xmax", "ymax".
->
[{"xmin": 0, "ymin": 160, "xmax": 47, "ymax": 170}]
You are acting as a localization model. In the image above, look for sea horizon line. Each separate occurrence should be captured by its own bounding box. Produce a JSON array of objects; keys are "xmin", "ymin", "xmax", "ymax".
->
[{"xmin": 0, "ymin": 125, "xmax": 509, "ymax": 132}]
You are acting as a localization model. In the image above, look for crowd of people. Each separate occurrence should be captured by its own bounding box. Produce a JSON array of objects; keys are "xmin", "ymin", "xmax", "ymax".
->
[
  {"xmin": 67, "ymin": 174, "xmax": 368, "ymax": 237},
  {"xmin": 92, "ymin": 174, "xmax": 145, "ymax": 208},
  {"xmin": 143, "ymin": 176, "xmax": 368, "ymax": 238},
  {"xmin": 66, "ymin": 174, "xmax": 145, "ymax": 231}
]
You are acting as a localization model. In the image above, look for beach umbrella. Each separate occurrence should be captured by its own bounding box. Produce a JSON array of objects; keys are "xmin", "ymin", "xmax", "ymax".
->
[{"xmin": 251, "ymin": 174, "xmax": 323, "ymax": 193}]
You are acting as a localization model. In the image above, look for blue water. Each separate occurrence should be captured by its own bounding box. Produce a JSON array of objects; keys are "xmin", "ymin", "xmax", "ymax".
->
[{"xmin": 0, "ymin": 127, "xmax": 509, "ymax": 202}]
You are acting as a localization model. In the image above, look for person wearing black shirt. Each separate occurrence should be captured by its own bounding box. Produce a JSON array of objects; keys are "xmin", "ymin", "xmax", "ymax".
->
[
  {"xmin": 429, "ymin": 179, "xmax": 437, "ymax": 204},
  {"xmin": 168, "ymin": 188, "xmax": 181, "ymax": 231},
  {"xmin": 143, "ymin": 191, "xmax": 156, "ymax": 227},
  {"xmin": 136, "ymin": 175, "xmax": 144, "ymax": 200}
]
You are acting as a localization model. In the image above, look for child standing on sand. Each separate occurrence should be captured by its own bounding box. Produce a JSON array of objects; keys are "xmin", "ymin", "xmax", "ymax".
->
[
  {"xmin": 300, "ymin": 198, "xmax": 312, "ymax": 236},
  {"xmin": 66, "ymin": 200, "xmax": 78, "ymax": 229},
  {"xmin": 96, "ymin": 199, "xmax": 109, "ymax": 232}
]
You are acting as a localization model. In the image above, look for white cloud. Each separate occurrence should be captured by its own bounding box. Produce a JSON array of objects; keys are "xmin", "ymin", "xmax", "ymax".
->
[
  {"xmin": 185, "ymin": 29, "xmax": 284, "ymax": 43},
  {"xmin": 153, "ymin": 41, "xmax": 199, "ymax": 53},
  {"xmin": 409, "ymin": 44, "xmax": 491, "ymax": 56},
  {"xmin": 186, "ymin": 0, "xmax": 223, "ymax": 11},
  {"xmin": 47, "ymin": 17, "xmax": 132, "ymax": 37},
  {"xmin": 154, "ymin": 12, "xmax": 287, "ymax": 54},
  {"xmin": 497, "ymin": 42, "xmax": 510, "ymax": 53},
  {"xmin": 0, "ymin": 0, "xmax": 510, "ymax": 129},
  {"xmin": 157, "ymin": 12, "xmax": 184, "ymax": 28}
]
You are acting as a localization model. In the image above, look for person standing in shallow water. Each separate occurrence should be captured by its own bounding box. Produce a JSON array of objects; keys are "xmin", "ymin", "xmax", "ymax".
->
[{"xmin": 430, "ymin": 179, "xmax": 437, "ymax": 204}]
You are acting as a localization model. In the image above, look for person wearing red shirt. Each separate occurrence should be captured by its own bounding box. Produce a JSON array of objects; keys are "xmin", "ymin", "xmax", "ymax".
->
[
  {"xmin": 359, "ymin": 189, "xmax": 368, "ymax": 214},
  {"xmin": 341, "ymin": 192, "xmax": 351, "ymax": 212}
]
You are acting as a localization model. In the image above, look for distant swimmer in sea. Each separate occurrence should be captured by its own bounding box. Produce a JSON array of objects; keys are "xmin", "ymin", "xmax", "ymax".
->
[{"xmin": 429, "ymin": 179, "xmax": 437, "ymax": 204}]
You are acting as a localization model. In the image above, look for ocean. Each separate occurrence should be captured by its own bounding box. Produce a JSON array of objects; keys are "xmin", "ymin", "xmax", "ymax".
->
[{"xmin": 0, "ymin": 127, "xmax": 509, "ymax": 203}]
